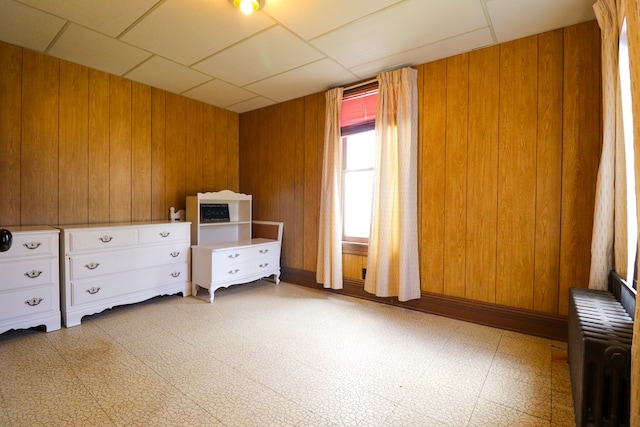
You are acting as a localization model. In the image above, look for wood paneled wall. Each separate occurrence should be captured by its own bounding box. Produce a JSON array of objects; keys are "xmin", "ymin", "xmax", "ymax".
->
[
  {"xmin": 239, "ymin": 21, "xmax": 602, "ymax": 316},
  {"xmin": 0, "ymin": 41, "xmax": 239, "ymax": 227}
]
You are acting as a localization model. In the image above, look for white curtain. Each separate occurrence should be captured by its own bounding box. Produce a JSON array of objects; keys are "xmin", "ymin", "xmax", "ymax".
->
[
  {"xmin": 590, "ymin": 0, "xmax": 636, "ymax": 290},
  {"xmin": 316, "ymin": 87, "xmax": 344, "ymax": 289},
  {"xmin": 621, "ymin": 0, "xmax": 640, "ymax": 422},
  {"xmin": 364, "ymin": 67, "xmax": 421, "ymax": 302}
]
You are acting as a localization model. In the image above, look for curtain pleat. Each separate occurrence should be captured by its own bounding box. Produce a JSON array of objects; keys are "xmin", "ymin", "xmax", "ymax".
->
[
  {"xmin": 590, "ymin": 0, "xmax": 620, "ymax": 290},
  {"xmin": 316, "ymin": 87, "xmax": 344, "ymax": 289},
  {"xmin": 364, "ymin": 67, "xmax": 420, "ymax": 302}
]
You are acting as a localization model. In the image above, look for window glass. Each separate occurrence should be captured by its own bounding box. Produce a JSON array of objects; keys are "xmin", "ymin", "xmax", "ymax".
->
[
  {"xmin": 343, "ymin": 130, "xmax": 375, "ymax": 240},
  {"xmin": 619, "ymin": 19, "xmax": 638, "ymax": 290}
]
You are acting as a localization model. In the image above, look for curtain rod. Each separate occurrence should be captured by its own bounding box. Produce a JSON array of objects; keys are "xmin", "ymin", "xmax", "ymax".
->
[{"xmin": 343, "ymin": 78, "xmax": 377, "ymax": 91}]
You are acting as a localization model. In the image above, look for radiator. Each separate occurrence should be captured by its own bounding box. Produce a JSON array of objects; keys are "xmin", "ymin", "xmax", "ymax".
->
[{"xmin": 568, "ymin": 288, "xmax": 634, "ymax": 427}]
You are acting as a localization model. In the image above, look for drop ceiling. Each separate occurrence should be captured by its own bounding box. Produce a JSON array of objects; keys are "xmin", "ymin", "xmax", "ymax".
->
[{"xmin": 0, "ymin": 0, "xmax": 596, "ymax": 113}]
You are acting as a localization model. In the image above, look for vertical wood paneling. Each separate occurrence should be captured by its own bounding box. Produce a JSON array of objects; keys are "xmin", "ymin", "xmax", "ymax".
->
[
  {"xmin": 226, "ymin": 111, "xmax": 239, "ymax": 191},
  {"xmin": 303, "ymin": 93, "xmax": 322, "ymax": 271},
  {"xmin": 0, "ymin": 42, "xmax": 22, "ymax": 226},
  {"xmin": 165, "ymin": 93, "xmax": 187, "ymax": 211},
  {"xmin": 466, "ymin": 46, "xmax": 500, "ymax": 303},
  {"xmin": 109, "ymin": 75, "xmax": 132, "ymax": 223},
  {"xmin": 131, "ymin": 82, "xmax": 152, "ymax": 221},
  {"xmin": 21, "ymin": 50, "xmax": 59, "ymax": 226},
  {"xmin": 186, "ymin": 99, "xmax": 203, "ymax": 196},
  {"xmin": 443, "ymin": 54, "xmax": 469, "ymax": 298},
  {"xmin": 535, "ymin": 30, "xmax": 564, "ymax": 313},
  {"xmin": 215, "ymin": 107, "xmax": 229, "ymax": 191},
  {"xmin": 88, "ymin": 69, "xmax": 110, "ymax": 224},
  {"xmin": 59, "ymin": 61, "xmax": 89, "ymax": 225},
  {"xmin": 419, "ymin": 60, "xmax": 447, "ymax": 294},
  {"xmin": 151, "ymin": 88, "xmax": 166, "ymax": 220},
  {"xmin": 2, "ymin": 41, "xmax": 238, "ymax": 229},
  {"xmin": 559, "ymin": 21, "xmax": 602, "ymax": 314},
  {"xmin": 496, "ymin": 36, "xmax": 539, "ymax": 309},
  {"xmin": 279, "ymin": 99, "xmax": 301, "ymax": 267},
  {"xmin": 202, "ymin": 104, "xmax": 216, "ymax": 190},
  {"xmin": 293, "ymin": 97, "xmax": 306, "ymax": 270}
]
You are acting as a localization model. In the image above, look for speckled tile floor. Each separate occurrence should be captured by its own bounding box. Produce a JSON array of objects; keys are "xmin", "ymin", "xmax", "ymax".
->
[{"xmin": 0, "ymin": 281, "xmax": 575, "ymax": 426}]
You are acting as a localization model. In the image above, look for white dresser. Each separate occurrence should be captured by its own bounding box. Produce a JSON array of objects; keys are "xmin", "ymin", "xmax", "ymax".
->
[
  {"xmin": 192, "ymin": 238, "xmax": 281, "ymax": 302},
  {"xmin": 59, "ymin": 221, "xmax": 191, "ymax": 327},
  {"xmin": 0, "ymin": 226, "xmax": 61, "ymax": 334}
]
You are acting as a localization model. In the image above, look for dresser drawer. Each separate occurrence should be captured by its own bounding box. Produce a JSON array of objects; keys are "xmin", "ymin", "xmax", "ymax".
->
[
  {"xmin": 211, "ymin": 241, "xmax": 279, "ymax": 265},
  {"xmin": 0, "ymin": 232, "xmax": 58, "ymax": 259},
  {"xmin": 68, "ymin": 245, "xmax": 189, "ymax": 279},
  {"xmin": 66, "ymin": 227, "xmax": 138, "ymax": 252},
  {"xmin": 211, "ymin": 258, "xmax": 278, "ymax": 285},
  {"xmin": 139, "ymin": 223, "xmax": 189, "ymax": 244},
  {"xmin": 0, "ymin": 258, "xmax": 56, "ymax": 290},
  {"xmin": 2, "ymin": 286, "xmax": 56, "ymax": 318},
  {"xmin": 70, "ymin": 262, "xmax": 189, "ymax": 306}
]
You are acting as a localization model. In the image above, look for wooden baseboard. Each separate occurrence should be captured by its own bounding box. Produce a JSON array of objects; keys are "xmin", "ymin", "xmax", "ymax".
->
[{"xmin": 281, "ymin": 267, "xmax": 568, "ymax": 341}]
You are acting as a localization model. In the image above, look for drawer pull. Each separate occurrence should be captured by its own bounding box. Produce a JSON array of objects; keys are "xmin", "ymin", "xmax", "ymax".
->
[
  {"xmin": 171, "ymin": 271, "xmax": 181, "ymax": 278},
  {"xmin": 24, "ymin": 297, "xmax": 43, "ymax": 306},
  {"xmin": 170, "ymin": 251, "xmax": 180, "ymax": 257},
  {"xmin": 24, "ymin": 270, "xmax": 43, "ymax": 278},
  {"xmin": 259, "ymin": 249, "xmax": 269, "ymax": 254},
  {"xmin": 228, "ymin": 253, "xmax": 240, "ymax": 259},
  {"xmin": 159, "ymin": 231, "xmax": 170, "ymax": 238},
  {"xmin": 23, "ymin": 241, "xmax": 42, "ymax": 250},
  {"xmin": 85, "ymin": 262, "xmax": 100, "ymax": 270},
  {"xmin": 259, "ymin": 263, "xmax": 269, "ymax": 268},
  {"xmin": 86, "ymin": 287, "xmax": 101, "ymax": 295},
  {"xmin": 99, "ymin": 235, "xmax": 113, "ymax": 243},
  {"xmin": 228, "ymin": 269, "xmax": 240, "ymax": 275}
]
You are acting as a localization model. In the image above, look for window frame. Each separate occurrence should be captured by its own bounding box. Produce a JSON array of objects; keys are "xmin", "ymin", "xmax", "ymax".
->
[{"xmin": 340, "ymin": 83, "xmax": 378, "ymax": 254}]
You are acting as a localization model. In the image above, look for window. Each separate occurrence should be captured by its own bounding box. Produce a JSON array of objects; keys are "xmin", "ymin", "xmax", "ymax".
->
[
  {"xmin": 340, "ymin": 83, "xmax": 378, "ymax": 251},
  {"xmin": 619, "ymin": 19, "xmax": 638, "ymax": 291}
]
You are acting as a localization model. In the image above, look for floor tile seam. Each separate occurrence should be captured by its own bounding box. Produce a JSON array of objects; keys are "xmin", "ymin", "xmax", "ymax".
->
[
  {"xmin": 466, "ymin": 345, "xmax": 502, "ymax": 426},
  {"xmin": 467, "ymin": 398, "xmax": 553, "ymax": 426},
  {"xmin": 478, "ymin": 383, "xmax": 554, "ymax": 422}
]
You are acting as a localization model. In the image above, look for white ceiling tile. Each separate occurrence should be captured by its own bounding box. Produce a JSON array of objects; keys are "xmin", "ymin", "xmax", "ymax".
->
[
  {"xmin": 121, "ymin": 0, "xmax": 274, "ymax": 66},
  {"xmin": 125, "ymin": 56, "xmax": 212, "ymax": 94},
  {"xmin": 0, "ymin": 0, "xmax": 66, "ymax": 52},
  {"xmin": 263, "ymin": 0, "xmax": 401, "ymax": 40},
  {"xmin": 350, "ymin": 28, "xmax": 495, "ymax": 78},
  {"xmin": 244, "ymin": 58, "xmax": 357, "ymax": 103},
  {"xmin": 311, "ymin": 0, "xmax": 488, "ymax": 68},
  {"xmin": 48, "ymin": 24, "xmax": 152, "ymax": 76},
  {"xmin": 226, "ymin": 96, "xmax": 276, "ymax": 114},
  {"xmin": 193, "ymin": 26, "xmax": 325, "ymax": 86},
  {"xmin": 486, "ymin": 0, "xmax": 595, "ymax": 43},
  {"xmin": 182, "ymin": 79, "xmax": 257, "ymax": 108},
  {"xmin": 16, "ymin": 0, "xmax": 160, "ymax": 37}
]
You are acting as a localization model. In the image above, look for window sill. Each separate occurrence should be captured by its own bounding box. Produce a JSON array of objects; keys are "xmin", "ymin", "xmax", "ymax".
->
[{"xmin": 342, "ymin": 241, "xmax": 368, "ymax": 256}]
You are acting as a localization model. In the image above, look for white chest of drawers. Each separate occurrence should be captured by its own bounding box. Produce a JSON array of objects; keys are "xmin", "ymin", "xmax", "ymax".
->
[
  {"xmin": 0, "ymin": 226, "xmax": 61, "ymax": 334},
  {"xmin": 59, "ymin": 221, "xmax": 191, "ymax": 327},
  {"xmin": 192, "ymin": 238, "xmax": 281, "ymax": 302}
]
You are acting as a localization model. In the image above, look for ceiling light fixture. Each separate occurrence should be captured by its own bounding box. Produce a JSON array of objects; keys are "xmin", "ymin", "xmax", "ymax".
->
[{"xmin": 233, "ymin": 0, "xmax": 262, "ymax": 15}]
